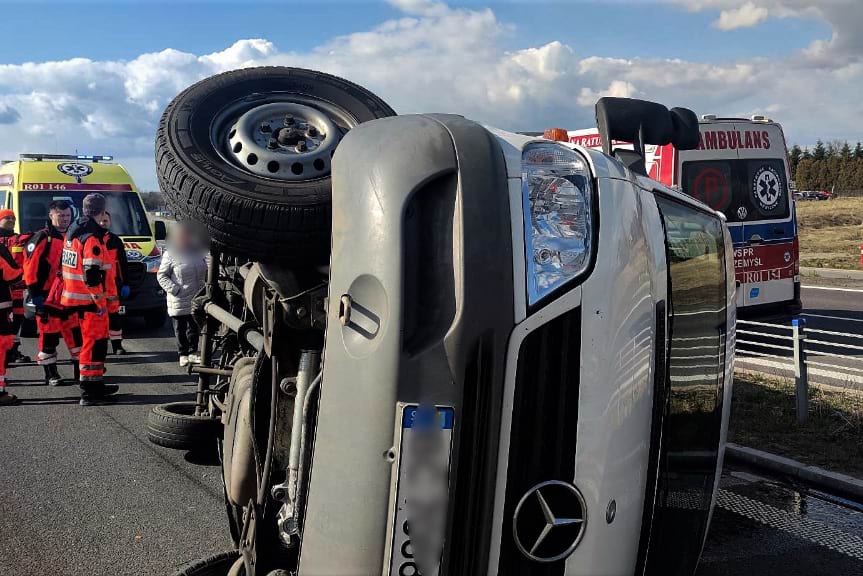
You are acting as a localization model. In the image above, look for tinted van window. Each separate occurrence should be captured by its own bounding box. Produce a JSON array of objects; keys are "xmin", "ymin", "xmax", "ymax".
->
[
  {"xmin": 651, "ymin": 196, "xmax": 728, "ymax": 570},
  {"xmin": 682, "ymin": 158, "xmax": 789, "ymax": 223}
]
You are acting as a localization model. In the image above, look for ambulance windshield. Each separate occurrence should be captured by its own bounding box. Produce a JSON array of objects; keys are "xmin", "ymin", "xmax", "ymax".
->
[
  {"xmin": 19, "ymin": 191, "xmax": 151, "ymax": 236},
  {"xmin": 681, "ymin": 158, "xmax": 790, "ymax": 223}
]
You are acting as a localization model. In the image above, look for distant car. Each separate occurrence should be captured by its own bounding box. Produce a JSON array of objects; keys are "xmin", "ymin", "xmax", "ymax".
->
[{"xmin": 799, "ymin": 190, "xmax": 833, "ymax": 201}]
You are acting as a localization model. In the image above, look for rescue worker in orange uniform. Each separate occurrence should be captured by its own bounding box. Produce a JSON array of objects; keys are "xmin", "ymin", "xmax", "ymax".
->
[
  {"xmin": 24, "ymin": 200, "xmax": 83, "ymax": 386},
  {"xmin": 0, "ymin": 209, "xmax": 32, "ymax": 364},
  {"xmin": 0, "ymin": 240, "xmax": 22, "ymax": 405},
  {"xmin": 97, "ymin": 212, "xmax": 129, "ymax": 355},
  {"xmin": 61, "ymin": 194, "xmax": 118, "ymax": 406}
]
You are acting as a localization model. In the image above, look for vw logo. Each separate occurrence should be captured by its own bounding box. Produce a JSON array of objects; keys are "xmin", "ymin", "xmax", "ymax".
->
[{"xmin": 512, "ymin": 480, "xmax": 587, "ymax": 563}]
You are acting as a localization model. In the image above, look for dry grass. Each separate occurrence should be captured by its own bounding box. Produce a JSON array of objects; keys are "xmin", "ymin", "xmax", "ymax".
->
[
  {"xmin": 729, "ymin": 374, "xmax": 863, "ymax": 477},
  {"xmin": 796, "ymin": 197, "xmax": 863, "ymax": 269}
]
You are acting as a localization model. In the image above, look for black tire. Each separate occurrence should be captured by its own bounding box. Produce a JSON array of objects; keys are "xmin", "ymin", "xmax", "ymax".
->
[
  {"xmin": 156, "ymin": 66, "xmax": 396, "ymax": 263},
  {"xmin": 144, "ymin": 307, "xmax": 168, "ymax": 330},
  {"xmin": 147, "ymin": 401, "xmax": 220, "ymax": 451},
  {"xmin": 172, "ymin": 550, "xmax": 241, "ymax": 576}
]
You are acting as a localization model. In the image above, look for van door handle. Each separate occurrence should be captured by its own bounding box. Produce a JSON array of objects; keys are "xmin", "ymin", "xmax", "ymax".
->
[{"xmin": 749, "ymin": 234, "xmax": 763, "ymax": 244}]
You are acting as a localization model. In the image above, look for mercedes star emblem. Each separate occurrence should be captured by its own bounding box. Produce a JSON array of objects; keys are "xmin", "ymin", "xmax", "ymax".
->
[{"xmin": 512, "ymin": 480, "xmax": 587, "ymax": 563}]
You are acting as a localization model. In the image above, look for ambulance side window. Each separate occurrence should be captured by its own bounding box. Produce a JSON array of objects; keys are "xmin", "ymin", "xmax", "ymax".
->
[{"xmin": 0, "ymin": 192, "xmax": 6, "ymax": 209}]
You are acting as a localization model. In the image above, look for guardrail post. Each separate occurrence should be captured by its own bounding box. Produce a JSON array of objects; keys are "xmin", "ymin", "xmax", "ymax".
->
[{"xmin": 792, "ymin": 317, "xmax": 808, "ymax": 425}]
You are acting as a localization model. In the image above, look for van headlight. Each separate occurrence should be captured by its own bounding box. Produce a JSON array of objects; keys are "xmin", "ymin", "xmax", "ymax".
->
[{"xmin": 523, "ymin": 143, "xmax": 594, "ymax": 305}]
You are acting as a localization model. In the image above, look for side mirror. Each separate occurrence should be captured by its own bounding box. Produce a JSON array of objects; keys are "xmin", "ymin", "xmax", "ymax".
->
[
  {"xmin": 595, "ymin": 97, "xmax": 700, "ymax": 176},
  {"xmin": 154, "ymin": 220, "xmax": 167, "ymax": 241}
]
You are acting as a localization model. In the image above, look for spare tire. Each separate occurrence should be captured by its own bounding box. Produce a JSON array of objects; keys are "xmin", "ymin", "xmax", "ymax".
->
[
  {"xmin": 172, "ymin": 550, "xmax": 241, "ymax": 576},
  {"xmin": 156, "ymin": 67, "xmax": 396, "ymax": 263},
  {"xmin": 147, "ymin": 401, "xmax": 220, "ymax": 451}
]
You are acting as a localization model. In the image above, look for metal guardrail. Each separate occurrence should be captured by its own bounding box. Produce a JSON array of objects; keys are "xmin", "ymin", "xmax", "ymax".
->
[{"xmin": 736, "ymin": 317, "xmax": 863, "ymax": 424}]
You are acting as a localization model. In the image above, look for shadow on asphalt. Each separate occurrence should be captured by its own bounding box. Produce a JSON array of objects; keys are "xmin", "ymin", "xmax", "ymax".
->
[
  {"xmin": 21, "ymin": 391, "xmax": 196, "ymax": 406},
  {"xmin": 108, "ymin": 373, "xmax": 195, "ymax": 385},
  {"xmin": 184, "ymin": 448, "xmax": 221, "ymax": 467}
]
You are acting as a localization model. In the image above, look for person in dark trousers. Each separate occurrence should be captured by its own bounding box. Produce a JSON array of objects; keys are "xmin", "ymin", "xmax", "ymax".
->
[
  {"xmin": 24, "ymin": 200, "xmax": 83, "ymax": 386},
  {"xmin": 61, "ymin": 194, "xmax": 118, "ymax": 406},
  {"xmin": 0, "ymin": 209, "xmax": 32, "ymax": 364},
  {"xmin": 0, "ymin": 238, "xmax": 23, "ymax": 405},
  {"xmin": 157, "ymin": 221, "xmax": 207, "ymax": 367},
  {"xmin": 97, "ymin": 212, "xmax": 129, "ymax": 355}
]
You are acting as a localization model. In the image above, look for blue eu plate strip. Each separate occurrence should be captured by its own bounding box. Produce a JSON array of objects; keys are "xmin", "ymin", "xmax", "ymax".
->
[{"xmin": 402, "ymin": 406, "xmax": 454, "ymax": 430}]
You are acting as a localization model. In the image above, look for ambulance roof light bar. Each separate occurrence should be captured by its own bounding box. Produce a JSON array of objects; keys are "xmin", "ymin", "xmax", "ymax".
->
[
  {"xmin": 701, "ymin": 114, "xmax": 773, "ymax": 123},
  {"xmin": 19, "ymin": 153, "xmax": 114, "ymax": 162}
]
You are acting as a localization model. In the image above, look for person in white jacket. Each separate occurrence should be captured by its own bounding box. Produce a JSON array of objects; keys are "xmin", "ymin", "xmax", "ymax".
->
[{"xmin": 156, "ymin": 222, "xmax": 208, "ymax": 367}]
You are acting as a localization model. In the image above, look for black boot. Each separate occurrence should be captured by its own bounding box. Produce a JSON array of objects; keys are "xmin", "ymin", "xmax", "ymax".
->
[
  {"xmin": 6, "ymin": 343, "xmax": 28, "ymax": 364},
  {"xmin": 43, "ymin": 364, "xmax": 66, "ymax": 387},
  {"xmin": 79, "ymin": 381, "xmax": 117, "ymax": 406},
  {"xmin": 111, "ymin": 340, "xmax": 126, "ymax": 355},
  {"xmin": 72, "ymin": 360, "xmax": 80, "ymax": 383},
  {"xmin": 100, "ymin": 383, "xmax": 119, "ymax": 396}
]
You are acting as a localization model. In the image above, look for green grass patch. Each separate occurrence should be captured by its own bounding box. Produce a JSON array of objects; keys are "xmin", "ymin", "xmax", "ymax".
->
[
  {"xmin": 796, "ymin": 198, "xmax": 863, "ymax": 270},
  {"xmin": 729, "ymin": 374, "xmax": 863, "ymax": 478}
]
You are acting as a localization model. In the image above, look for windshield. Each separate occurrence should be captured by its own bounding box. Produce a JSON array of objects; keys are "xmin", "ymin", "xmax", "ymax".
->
[
  {"xmin": 19, "ymin": 190, "xmax": 152, "ymax": 236},
  {"xmin": 681, "ymin": 158, "xmax": 790, "ymax": 223}
]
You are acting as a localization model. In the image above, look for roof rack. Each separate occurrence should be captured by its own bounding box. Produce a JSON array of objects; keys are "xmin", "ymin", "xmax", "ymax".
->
[{"xmin": 19, "ymin": 153, "xmax": 114, "ymax": 162}]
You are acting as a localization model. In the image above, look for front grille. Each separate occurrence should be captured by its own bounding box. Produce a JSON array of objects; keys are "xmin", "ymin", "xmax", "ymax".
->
[
  {"xmin": 499, "ymin": 307, "xmax": 582, "ymax": 576},
  {"xmin": 126, "ymin": 262, "xmax": 146, "ymax": 287}
]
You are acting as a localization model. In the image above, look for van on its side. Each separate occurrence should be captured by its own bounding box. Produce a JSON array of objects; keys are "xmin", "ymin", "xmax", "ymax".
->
[{"xmin": 0, "ymin": 154, "xmax": 168, "ymax": 328}]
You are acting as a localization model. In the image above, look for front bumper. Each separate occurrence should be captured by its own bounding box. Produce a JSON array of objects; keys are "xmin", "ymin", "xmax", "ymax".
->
[{"xmin": 122, "ymin": 271, "xmax": 166, "ymax": 314}]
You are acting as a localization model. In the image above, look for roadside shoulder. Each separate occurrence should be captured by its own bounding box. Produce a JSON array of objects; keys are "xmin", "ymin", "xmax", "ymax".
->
[
  {"xmin": 801, "ymin": 267, "xmax": 863, "ymax": 290},
  {"xmin": 727, "ymin": 443, "xmax": 863, "ymax": 501}
]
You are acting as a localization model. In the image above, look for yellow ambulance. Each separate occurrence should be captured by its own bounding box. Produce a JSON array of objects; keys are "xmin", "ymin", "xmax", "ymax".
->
[{"xmin": 0, "ymin": 154, "xmax": 168, "ymax": 328}]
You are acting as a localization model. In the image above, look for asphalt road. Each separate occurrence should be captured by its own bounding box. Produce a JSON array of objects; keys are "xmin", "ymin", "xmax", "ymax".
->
[
  {"xmin": 698, "ymin": 463, "xmax": 863, "ymax": 576},
  {"xmin": 0, "ymin": 320, "xmax": 231, "ymax": 576},
  {"xmin": 1, "ymin": 315, "xmax": 861, "ymax": 576}
]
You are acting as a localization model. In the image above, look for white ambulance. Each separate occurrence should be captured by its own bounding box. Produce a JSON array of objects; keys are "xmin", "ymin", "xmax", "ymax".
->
[{"xmin": 555, "ymin": 116, "xmax": 800, "ymax": 316}]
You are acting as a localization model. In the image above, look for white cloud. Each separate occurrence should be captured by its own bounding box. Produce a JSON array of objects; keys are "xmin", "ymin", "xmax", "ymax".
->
[
  {"xmin": 578, "ymin": 80, "xmax": 639, "ymax": 107},
  {"xmin": 673, "ymin": 0, "xmax": 863, "ymax": 66},
  {"xmin": 713, "ymin": 2, "xmax": 769, "ymax": 30},
  {"xmin": 0, "ymin": 1, "xmax": 861, "ymax": 190}
]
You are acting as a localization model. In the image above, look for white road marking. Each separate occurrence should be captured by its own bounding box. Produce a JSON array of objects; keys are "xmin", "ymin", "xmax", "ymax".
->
[
  {"xmin": 717, "ymin": 489, "xmax": 863, "ymax": 561},
  {"xmin": 802, "ymin": 313, "xmax": 863, "ymax": 324},
  {"xmin": 802, "ymin": 285, "xmax": 863, "ymax": 293}
]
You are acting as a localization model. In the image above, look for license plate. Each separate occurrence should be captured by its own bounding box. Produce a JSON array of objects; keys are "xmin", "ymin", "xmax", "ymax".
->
[
  {"xmin": 387, "ymin": 405, "xmax": 454, "ymax": 576},
  {"xmin": 118, "ymin": 306, "xmax": 126, "ymax": 315}
]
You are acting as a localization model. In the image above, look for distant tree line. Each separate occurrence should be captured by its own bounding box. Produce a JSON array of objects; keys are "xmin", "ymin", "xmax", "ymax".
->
[{"xmin": 790, "ymin": 140, "xmax": 863, "ymax": 192}]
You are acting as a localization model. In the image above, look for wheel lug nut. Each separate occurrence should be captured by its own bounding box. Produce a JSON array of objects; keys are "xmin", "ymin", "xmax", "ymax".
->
[
  {"xmin": 284, "ymin": 114, "xmax": 295, "ymax": 126},
  {"xmin": 307, "ymin": 125, "xmax": 318, "ymax": 137},
  {"xmin": 260, "ymin": 123, "xmax": 272, "ymax": 133},
  {"xmin": 267, "ymin": 138, "xmax": 279, "ymax": 150},
  {"xmin": 296, "ymin": 141, "xmax": 308, "ymax": 152}
]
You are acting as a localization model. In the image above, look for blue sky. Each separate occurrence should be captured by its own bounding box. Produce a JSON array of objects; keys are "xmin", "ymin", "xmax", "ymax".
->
[
  {"xmin": 0, "ymin": 0, "xmax": 858, "ymax": 190},
  {"xmin": 0, "ymin": 1, "xmax": 828, "ymax": 65}
]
